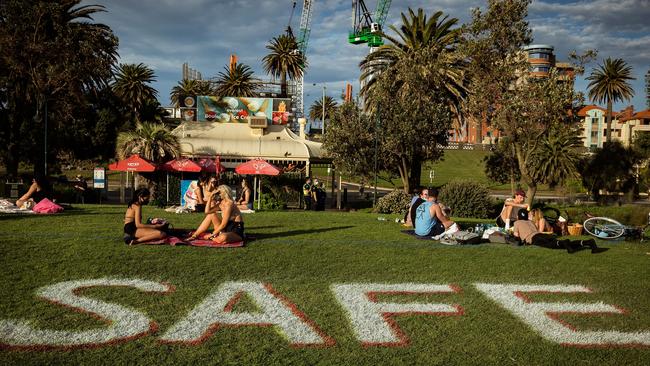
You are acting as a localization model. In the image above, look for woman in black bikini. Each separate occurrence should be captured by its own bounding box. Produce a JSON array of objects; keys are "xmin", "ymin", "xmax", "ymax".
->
[
  {"xmin": 124, "ymin": 188, "xmax": 167, "ymax": 245},
  {"xmin": 189, "ymin": 185, "xmax": 244, "ymax": 243},
  {"xmin": 16, "ymin": 175, "xmax": 51, "ymax": 208}
]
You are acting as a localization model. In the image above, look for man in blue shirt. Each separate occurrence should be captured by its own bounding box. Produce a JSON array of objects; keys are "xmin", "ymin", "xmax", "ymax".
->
[{"xmin": 414, "ymin": 188, "xmax": 458, "ymax": 238}]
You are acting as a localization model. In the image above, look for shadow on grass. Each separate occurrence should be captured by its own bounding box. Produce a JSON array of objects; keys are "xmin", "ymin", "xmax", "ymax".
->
[
  {"xmin": 250, "ymin": 225, "xmax": 355, "ymax": 240},
  {"xmin": 0, "ymin": 208, "xmax": 109, "ymax": 221}
]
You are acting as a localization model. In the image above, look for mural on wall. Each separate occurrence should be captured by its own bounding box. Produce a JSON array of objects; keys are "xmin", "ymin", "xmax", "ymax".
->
[{"xmin": 197, "ymin": 96, "xmax": 291, "ymax": 125}]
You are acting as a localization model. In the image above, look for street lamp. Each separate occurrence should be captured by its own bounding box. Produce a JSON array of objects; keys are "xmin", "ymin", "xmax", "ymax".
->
[{"xmin": 313, "ymin": 83, "xmax": 326, "ymax": 135}]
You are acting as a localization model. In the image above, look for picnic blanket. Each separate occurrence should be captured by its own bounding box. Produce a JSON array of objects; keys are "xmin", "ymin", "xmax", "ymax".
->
[
  {"xmin": 0, "ymin": 199, "xmax": 35, "ymax": 214},
  {"xmin": 124, "ymin": 228, "xmax": 247, "ymax": 248}
]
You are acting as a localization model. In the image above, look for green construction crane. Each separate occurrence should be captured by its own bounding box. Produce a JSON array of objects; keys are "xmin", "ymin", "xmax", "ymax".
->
[{"xmin": 348, "ymin": 0, "xmax": 392, "ymax": 47}]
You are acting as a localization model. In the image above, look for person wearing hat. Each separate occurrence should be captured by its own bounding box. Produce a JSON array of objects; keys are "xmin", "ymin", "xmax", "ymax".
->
[
  {"xmin": 496, "ymin": 189, "xmax": 529, "ymax": 230},
  {"xmin": 73, "ymin": 174, "xmax": 87, "ymax": 204},
  {"xmin": 512, "ymin": 209, "xmax": 599, "ymax": 254}
]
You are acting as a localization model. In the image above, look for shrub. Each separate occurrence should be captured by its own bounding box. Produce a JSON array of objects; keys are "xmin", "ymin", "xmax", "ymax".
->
[
  {"xmin": 374, "ymin": 190, "xmax": 411, "ymax": 214},
  {"xmin": 259, "ymin": 192, "xmax": 286, "ymax": 210},
  {"xmin": 439, "ymin": 180, "xmax": 493, "ymax": 218}
]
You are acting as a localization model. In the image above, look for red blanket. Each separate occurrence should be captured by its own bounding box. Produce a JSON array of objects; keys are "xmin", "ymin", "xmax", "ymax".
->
[{"xmin": 127, "ymin": 229, "xmax": 246, "ymax": 248}]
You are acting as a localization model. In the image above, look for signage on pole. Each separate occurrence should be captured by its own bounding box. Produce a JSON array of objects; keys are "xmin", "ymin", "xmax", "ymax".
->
[{"xmin": 93, "ymin": 167, "xmax": 106, "ymax": 189}]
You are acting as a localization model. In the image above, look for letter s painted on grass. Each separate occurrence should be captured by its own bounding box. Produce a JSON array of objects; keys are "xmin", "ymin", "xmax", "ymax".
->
[
  {"xmin": 474, "ymin": 283, "xmax": 650, "ymax": 347},
  {"xmin": 0, "ymin": 278, "xmax": 173, "ymax": 350}
]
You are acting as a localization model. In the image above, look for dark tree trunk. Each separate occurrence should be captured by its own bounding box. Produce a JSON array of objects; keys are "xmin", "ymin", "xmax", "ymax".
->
[{"xmin": 409, "ymin": 155, "xmax": 422, "ymax": 191}]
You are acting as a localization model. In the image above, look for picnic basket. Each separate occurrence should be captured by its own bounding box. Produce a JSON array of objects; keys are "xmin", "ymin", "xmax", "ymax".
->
[{"xmin": 567, "ymin": 223, "xmax": 583, "ymax": 236}]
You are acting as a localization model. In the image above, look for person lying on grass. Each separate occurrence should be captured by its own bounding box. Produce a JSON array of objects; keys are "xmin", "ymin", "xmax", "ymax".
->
[
  {"xmin": 512, "ymin": 209, "xmax": 599, "ymax": 254},
  {"xmin": 414, "ymin": 188, "xmax": 459, "ymax": 239},
  {"xmin": 124, "ymin": 188, "xmax": 167, "ymax": 245},
  {"xmin": 189, "ymin": 185, "xmax": 245, "ymax": 243}
]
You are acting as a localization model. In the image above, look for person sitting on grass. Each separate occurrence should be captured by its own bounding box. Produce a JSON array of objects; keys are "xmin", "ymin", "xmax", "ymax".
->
[
  {"xmin": 16, "ymin": 175, "xmax": 52, "ymax": 209},
  {"xmin": 236, "ymin": 179, "xmax": 253, "ymax": 210},
  {"xmin": 496, "ymin": 189, "xmax": 529, "ymax": 229},
  {"xmin": 529, "ymin": 207, "xmax": 553, "ymax": 233},
  {"xmin": 124, "ymin": 188, "xmax": 167, "ymax": 245},
  {"xmin": 414, "ymin": 188, "xmax": 458, "ymax": 239},
  {"xmin": 404, "ymin": 187, "xmax": 425, "ymax": 228},
  {"xmin": 189, "ymin": 185, "xmax": 245, "ymax": 244},
  {"xmin": 512, "ymin": 209, "xmax": 599, "ymax": 254}
]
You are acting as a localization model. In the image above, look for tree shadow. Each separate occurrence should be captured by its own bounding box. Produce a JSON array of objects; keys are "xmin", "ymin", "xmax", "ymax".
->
[{"xmin": 250, "ymin": 225, "xmax": 354, "ymax": 240}]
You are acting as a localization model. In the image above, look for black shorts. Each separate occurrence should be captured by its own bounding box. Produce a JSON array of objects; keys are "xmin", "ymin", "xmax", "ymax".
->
[
  {"xmin": 124, "ymin": 221, "xmax": 137, "ymax": 236},
  {"xmin": 224, "ymin": 220, "xmax": 245, "ymax": 239}
]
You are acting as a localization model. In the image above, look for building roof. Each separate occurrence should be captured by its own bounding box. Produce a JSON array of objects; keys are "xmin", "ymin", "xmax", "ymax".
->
[
  {"xmin": 620, "ymin": 109, "xmax": 650, "ymax": 122},
  {"xmin": 577, "ymin": 105, "xmax": 606, "ymax": 116},
  {"xmin": 171, "ymin": 122, "xmax": 330, "ymax": 165}
]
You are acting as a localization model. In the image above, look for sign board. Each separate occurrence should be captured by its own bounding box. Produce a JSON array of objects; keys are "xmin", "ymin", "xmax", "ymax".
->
[
  {"xmin": 197, "ymin": 96, "xmax": 291, "ymax": 125},
  {"xmin": 181, "ymin": 179, "xmax": 198, "ymax": 208},
  {"xmin": 93, "ymin": 168, "xmax": 106, "ymax": 189}
]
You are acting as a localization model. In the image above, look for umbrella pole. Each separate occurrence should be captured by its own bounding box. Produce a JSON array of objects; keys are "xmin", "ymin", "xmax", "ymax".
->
[
  {"xmin": 258, "ymin": 176, "xmax": 262, "ymax": 211},
  {"xmin": 166, "ymin": 172, "xmax": 169, "ymax": 204}
]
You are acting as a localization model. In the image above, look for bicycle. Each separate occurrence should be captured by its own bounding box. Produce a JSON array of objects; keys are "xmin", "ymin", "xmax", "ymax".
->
[{"xmin": 582, "ymin": 213, "xmax": 649, "ymax": 241}]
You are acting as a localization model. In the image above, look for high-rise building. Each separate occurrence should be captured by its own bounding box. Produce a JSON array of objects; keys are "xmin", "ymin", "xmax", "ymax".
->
[
  {"xmin": 645, "ymin": 70, "xmax": 650, "ymax": 109},
  {"xmin": 182, "ymin": 62, "xmax": 202, "ymax": 81},
  {"xmin": 522, "ymin": 44, "xmax": 574, "ymax": 80}
]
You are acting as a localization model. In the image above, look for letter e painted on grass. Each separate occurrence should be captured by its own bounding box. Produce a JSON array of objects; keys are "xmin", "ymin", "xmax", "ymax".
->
[
  {"xmin": 0, "ymin": 278, "xmax": 172, "ymax": 350},
  {"xmin": 331, "ymin": 283, "xmax": 463, "ymax": 346},
  {"xmin": 474, "ymin": 283, "xmax": 650, "ymax": 347},
  {"xmin": 159, "ymin": 282, "xmax": 333, "ymax": 346}
]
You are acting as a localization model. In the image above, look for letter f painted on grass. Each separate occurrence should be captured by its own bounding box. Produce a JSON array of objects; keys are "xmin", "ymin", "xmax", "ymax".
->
[{"xmin": 331, "ymin": 283, "xmax": 463, "ymax": 346}]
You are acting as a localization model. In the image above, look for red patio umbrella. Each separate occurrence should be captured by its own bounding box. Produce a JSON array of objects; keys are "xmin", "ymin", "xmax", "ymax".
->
[
  {"xmin": 108, "ymin": 154, "xmax": 157, "ymax": 204},
  {"xmin": 235, "ymin": 159, "xmax": 281, "ymax": 210},
  {"xmin": 235, "ymin": 159, "xmax": 281, "ymax": 176},
  {"xmin": 197, "ymin": 157, "xmax": 226, "ymax": 173},
  {"xmin": 162, "ymin": 158, "xmax": 201, "ymax": 172},
  {"xmin": 108, "ymin": 154, "xmax": 157, "ymax": 172}
]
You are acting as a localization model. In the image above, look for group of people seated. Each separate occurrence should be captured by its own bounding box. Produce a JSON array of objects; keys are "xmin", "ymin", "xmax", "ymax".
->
[
  {"xmin": 403, "ymin": 187, "xmax": 600, "ymax": 253},
  {"xmin": 404, "ymin": 187, "xmax": 459, "ymax": 239},
  {"xmin": 124, "ymin": 185, "xmax": 245, "ymax": 245},
  {"xmin": 185, "ymin": 176, "xmax": 253, "ymax": 212}
]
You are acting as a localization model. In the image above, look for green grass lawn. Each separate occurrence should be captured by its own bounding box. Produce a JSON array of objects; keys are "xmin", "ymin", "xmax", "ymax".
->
[{"xmin": 1, "ymin": 205, "xmax": 649, "ymax": 365}]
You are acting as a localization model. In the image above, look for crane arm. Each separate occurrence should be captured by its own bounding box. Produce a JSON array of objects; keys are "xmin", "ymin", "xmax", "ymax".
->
[
  {"xmin": 297, "ymin": 0, "xmax": 313, "ymax": 54},
  {"xmin": 374, "ymin": 0, "xmax": 392, "ymax": 27}
]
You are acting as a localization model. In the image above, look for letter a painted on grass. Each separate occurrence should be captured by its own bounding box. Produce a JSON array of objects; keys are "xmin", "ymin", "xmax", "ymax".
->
[
  {"xmin": 331, "ymin": 283, "xmax": 463, "ymax": 346},
  {"xmin": 160, "ymin": 282, "xmax": 333, "ymax": 346},
  {"xmin": 0, "ymin": 278, "xmax": 172, "ymax": 350},
  {"xmin": 474, "ymin": 283, "xmax": 650, "ymax": 347}
]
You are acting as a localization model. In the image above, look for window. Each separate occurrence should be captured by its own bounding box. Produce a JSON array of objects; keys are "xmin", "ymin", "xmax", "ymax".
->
[{"xmin": 591, "ymin": 131, "xmax": 599, "ymax": 138}]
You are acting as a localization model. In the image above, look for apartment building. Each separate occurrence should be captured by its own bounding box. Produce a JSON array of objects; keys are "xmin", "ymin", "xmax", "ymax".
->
[{"xmin": 578, "ymin": 105, "xmax": 650, "ymax": 148}]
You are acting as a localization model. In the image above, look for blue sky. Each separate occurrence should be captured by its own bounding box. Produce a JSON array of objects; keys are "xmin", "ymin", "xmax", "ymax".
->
[{"xmin": 88, "ymin": 0, "xmax": 650, "ymax": 115}]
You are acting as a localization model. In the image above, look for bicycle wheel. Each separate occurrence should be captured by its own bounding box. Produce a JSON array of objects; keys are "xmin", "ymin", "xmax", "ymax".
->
[{"xmin": 583, "ymin": 217, "xmax": 625, "ymax": 239}]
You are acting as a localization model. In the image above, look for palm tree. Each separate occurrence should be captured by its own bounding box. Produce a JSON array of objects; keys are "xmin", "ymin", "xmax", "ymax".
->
[
  {"xmin": 359, "ymin": 8, "xmax": 465, "ymax": 115},
  {"xmin": 170, "ymin": 79, "xmax": 213, "ymax": 107},
  {"xmin": 112, "ymin": 63, "xmax": 159, "ymax": 123},
  {"xmin": 116, "ymin": 122, "xmax": 181, "ymax": 200},
  {"xmin": 532, "ymin": 125, "xmax": 583, "ymax": 189},
  {"xmin": 586, "ymin": 58, "xmax": 635, "ymax": 142},
  {"xmin": 115, "ymin": 121, "xmax": 180, "ymax": 161},
  {"xmin": 262, "ymin": 34, "xmax": 306, "ymax": 97},
  {"xmin": 308, "ymin": 96, "xmax": 338, "ymax": 122},
  {"xmin": 213, "ymin": 63, "xmax": 259, "ymax": 97}
]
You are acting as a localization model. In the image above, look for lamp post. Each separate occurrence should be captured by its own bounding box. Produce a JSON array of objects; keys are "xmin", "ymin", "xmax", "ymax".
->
[{"xmin": 313, "ymin": 83, "xmax": 326, "ymax": 135}]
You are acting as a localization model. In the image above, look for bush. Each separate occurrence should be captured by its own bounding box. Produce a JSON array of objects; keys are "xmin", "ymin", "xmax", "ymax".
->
[
  {"xmin": 439, "ymin": 180, "xmax": 493, "ymax": 219},
  {"xmin": 374, "ymin": 189, "xmax": 411, "ymax": 214},
  {"xmin": 259, "ymin": 192, "xmax": 286, "ymax": 210}
]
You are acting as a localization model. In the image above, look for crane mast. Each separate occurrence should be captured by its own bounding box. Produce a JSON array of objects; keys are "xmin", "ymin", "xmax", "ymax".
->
[{"xmin": 294, "ymin": 0, "xmax": 314, "ymax": 124}]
